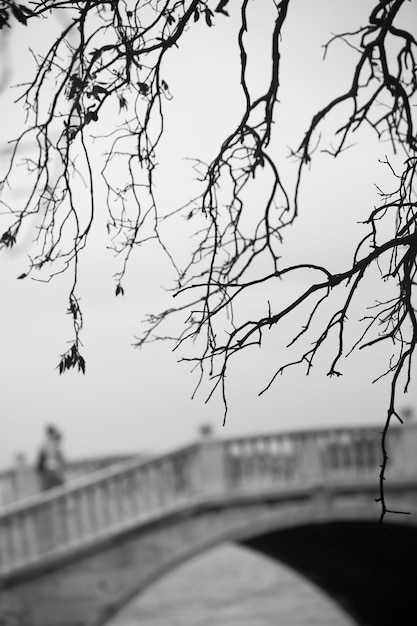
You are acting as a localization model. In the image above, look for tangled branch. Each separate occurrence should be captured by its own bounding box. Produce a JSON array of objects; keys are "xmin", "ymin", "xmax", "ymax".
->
[{"xmin": 0, "ymin": 0, "xmax": 416, "ymax": 521}]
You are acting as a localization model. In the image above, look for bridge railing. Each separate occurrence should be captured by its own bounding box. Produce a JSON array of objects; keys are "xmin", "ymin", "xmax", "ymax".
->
[
  {"xmin": 0, "ymin": 444, "xmax": 200, "ymax": 577},
  {"xmin": 0, "ymin": 423, "xmax": 413, "ymax": 578},
  {"xmin": 0, "ymin": 454, "xmax": 139, "ymax": 508},
  {"xmin": 222, "ymin": 425, "xmax": 402, "ymax": 489}
]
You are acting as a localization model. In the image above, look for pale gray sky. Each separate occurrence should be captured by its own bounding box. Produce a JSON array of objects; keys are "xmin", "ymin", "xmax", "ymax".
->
[{"xmin": 1, "ymin": 1, "xmax": 416, "ymax": 469}]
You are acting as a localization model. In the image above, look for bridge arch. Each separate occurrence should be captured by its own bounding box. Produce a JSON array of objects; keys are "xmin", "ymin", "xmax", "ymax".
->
[{"xmin": 84, "ymin": 498, "xmax": 417, "ymax": 626}]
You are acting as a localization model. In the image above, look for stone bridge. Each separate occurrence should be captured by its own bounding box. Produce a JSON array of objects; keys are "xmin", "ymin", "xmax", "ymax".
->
[{"xmin": 0, "ymin": 423, "xmax": 417, "ymax": 626}]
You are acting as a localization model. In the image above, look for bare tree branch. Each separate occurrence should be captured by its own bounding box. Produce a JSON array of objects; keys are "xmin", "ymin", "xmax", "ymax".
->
[{"xmin": 0, "ymin": 0, "xmax": 416, "ymax": 521}]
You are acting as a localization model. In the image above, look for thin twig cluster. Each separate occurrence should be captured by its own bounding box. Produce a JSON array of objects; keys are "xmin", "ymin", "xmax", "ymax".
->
[{"xmin": 0, "ymin": 0, "xmax": 416, "ymax": 521}]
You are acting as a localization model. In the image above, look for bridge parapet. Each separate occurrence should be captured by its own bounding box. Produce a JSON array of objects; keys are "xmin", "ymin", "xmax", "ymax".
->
[
  {"xmin": 0, "ymin": 444, "xmax": 201, "ymax": 580},
  {"xmin": 223, "ymin": 425, "xmax": 407, "ymax": 489},
  {"xmin": 0, "ymin": 454, "xmax": 139, "ymax": 509},
  {"xmin": 0, "ymin": 423, "xmax": 415, "ymax": 582}
]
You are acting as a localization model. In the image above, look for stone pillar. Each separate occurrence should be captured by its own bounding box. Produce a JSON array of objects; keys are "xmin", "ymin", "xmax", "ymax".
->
[
  {"xmin": 192, "ymin": 439, "xmax": 228, "ymax": 496},
  {"xmin": 14, "ymin": 454, "xmax": 40, "ymax": 500},
  {"xmin": 391, "ymin": 421, "xmax": 417, "ymax": 477},
  {"xmin": 294, "ymin": 433, "xmax": 323, "ymax": 483}
]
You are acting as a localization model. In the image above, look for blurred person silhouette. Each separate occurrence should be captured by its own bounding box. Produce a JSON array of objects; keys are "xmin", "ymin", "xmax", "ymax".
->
[{"xmin": 36, "ymin": 424, "xmax": 65, "ymax": 490}]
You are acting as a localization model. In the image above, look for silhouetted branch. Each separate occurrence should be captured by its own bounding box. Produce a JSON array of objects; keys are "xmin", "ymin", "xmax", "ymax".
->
[{"xmin": 0, "ymin": 0, "xmax": 416, "ymax": 520}]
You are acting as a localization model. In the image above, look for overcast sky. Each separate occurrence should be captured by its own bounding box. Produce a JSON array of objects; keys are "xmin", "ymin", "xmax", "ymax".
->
[{"xmin": 1, "ymin": 1, "xmax": 416, "ymax": 469}]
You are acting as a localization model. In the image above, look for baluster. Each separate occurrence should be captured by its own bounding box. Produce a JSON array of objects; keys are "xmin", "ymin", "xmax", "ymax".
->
[
  {"xmin": 91, "ymin": 482, "xmax": 106, "ymax": 534},
  {"xmin": 270, "ymin": 438, "xmax": 279, "ymax": 479},
  {"xmin": 128, "ymin": 469, "xmax": 139, "ymax": 519},
  {"xmin": 162, "ymin": 458, "xmax": 173, "ymax": 503},
  {"xmin": 101, "ymin": 478, "xmax": 115, "ymax": 529},
  {"xmin": 255, "ymin": 439, "xmax": 266, "ymax": 478},
  {"xmin": 53, "ymin": 496, "xmax": 68, "ymax": 549},
  {"xmin": 316, "ymin": 435, "xmax": 328, "ymax": 477},
  {"xmin": 20, "ymin": 510, "xmax": 36, "ymax": 563},
  {"xmin": 269, "ymin": 437, "xmax": 282, "ymax": 481},
  {"xmin": 9, "ymin": 512, "xmax": 24, "ymax": 566},
  {"xmin": 252, "ymin": 440, "xmax": 260, "ymax": 480},
  {"xmin": 129, "ymin": 467, "xmax": 143, "ymax": 517},
  {"xmin": 22, "ymin": 508, "xmax": 40, "ymax": 563},
  {"xmin": 142, "ymin": 465, "xmax": 154, "ymax": 511},
  {"xmin": 237, "ymin": 442, "xmax": 246, "ymax": 483},
  {"xmin": 90, "ymin": 483, "xmax": 102, "ymax": 535},
  {"xmin": 282, "ymin": 436, "xmax": 292, "ymax": 480},
  {"xmin": 261, "ymin": 439, "xmax": 271, "ymax": 479},
  {"xmin": 115, "ymin": 475, "xmax": 126, "ymax": 527},
  {"xmin": 224, "ymin": 443, "xmax": 236, "ymax": 488},
  {"xmin": 178, "ymin": 448, "xmax": 193, "ymax": 495},
  {"xmin": 106, "ymin": 476, "xmax": 120, "ymax": 529},
  {"xmin": 231, "ymin": 442, "xmax": 240, "ymax": 487},
  {"xmin": 174, "ymin": 452, "xmax": 188, "ymax": 499},
  {"xmin": 342, "ymin": 431, "xmax": 354, "ymax": 470},
  {"xmin": 8, "ymin": 514, "xmax": 22, "ymax": 568},
  {"xmin": 141, "ymin": 466, "xmax": 152, "ymax": 511},
  {"xmin": 67, "ymin": 491, "xmax": 80, "ymax": 544},
  {"xmin": 164, "ymin": 458, "xmax": 174, "ymax": 504},
  {"xmin": 0, "ymin": 518, "xmax": 6, "ymax": 570},
  {"xmin": 88, "ymin": 484, "xmax": 101, "ymax": 536},
  {"xmin": 333, "ymin": 432, "xmax": 345, "ymax": 470},
  {"xmin": 119, "ymin": 471, "xmax": 133, "ymax": 524},
  {"xmin": 35, "ymin": 501, "xmax": 57, "ymax": 556},
  {"xmin": 80, "ymin": 487, "xmax": 94, "ymax": 540},
  {"xmin": 152, "ymin": 462, "xmax": 164, "ymax": 508},
  {"xmin": 162, "ymin": 458, "xmax": 174, "ymax": 505},
  {"xmin": 249, "ymin": 439, "xmax": 258, "ymax": 480},
  {"xmin": 270, "ymin": 437, "xmax": 279, "ymax": 480},
  {"xmin": 325, "ymin": 432, "xmax": 338, "ymax": 471},
  {"xmin": 121, "ymin": 472, "xmax": 133, "ymax": 522},
  {"xmin": 368, "ymin": 429, "xmax": 379, "ymax": 469},
  {"xmin": 75, "ymin": 489, "xmax": 86, "ymax": 541},
  {"xmin": 242, "ymin": 440, "xmax": 253, "ymax": 482},
  {"xmin": 266, "ymin": 438, "xmax": 275, "ymax": 478},
  {"xmin": 0, "ymin": 473, "xmax": 13, "ymax": 508},
  {"xmin": 319, "ymin": 433, "xmax": 329, "ymax": 471},
  {"xmin": 277, "ymin": 437, "xmax": 285, "ymax": 480},
  {"xmin": 116, "ymin": 473, "xmax": 127, "ymax": 524},
  {"xmin": 136, "ymin": 465, "xmax": 149, "ymax": 512},
  {"xmin": 153, "ymin": 461, "xmax": 166, "ymax": 508},
  {"xmin": 358, "ymin": 431, "xmax": 366, "ymax": 468},
  {"xmin": 138, "ymin": 466, "xmax": 153, "ymax": 515},
  {"xmin": 187, "ymin": 447, "xmax": 199, "ymax": 495},
  {"xmin": 184, "ymin": 450, "xmax": 194, "ymax": 494},
  {"xmin": 65, "ymin": 491, "xmax": 78, "ymax": 545},
  {"xmin": 240, "ymin": 442, "xmax": 247, "ymax": 484},
  {"xmin": 168, "ymin": 455, "xmax": 178, "ymax": 499},
  {"xmin": 351, "ymin": 431, "xmax": 363, "ymax": 471},
  {"xmin": 275, "ymin": 437, "xmax": 285, "ymax": 481},
  {"xmin": 0, "ymin": 518, "xmax": 13, "ymax": 571},
  {"xmin": 170, "ymin": 455, "xmax": 180, "ymax": 498}
]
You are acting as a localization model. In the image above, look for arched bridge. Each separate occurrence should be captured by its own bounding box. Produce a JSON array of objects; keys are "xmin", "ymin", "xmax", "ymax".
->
[{"xmin": 1, "ymin": 424, "xmax": 417, "ymax": 626}]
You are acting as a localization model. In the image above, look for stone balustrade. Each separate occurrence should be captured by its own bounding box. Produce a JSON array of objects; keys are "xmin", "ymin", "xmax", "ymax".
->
[
  {"xmin": 0, "ymin": 454, "xmax": 139, "ymax": 508},
  {"xmin": 223, "ymin": 426, "xmax": 399, "ymax": 488},
  {"xmin": 0, "ymin": 423, "xmax": 415, "ymax": 580},
  {"xmin": 0, "ymin": 446, "xmax": 199, "ymax": 577}
]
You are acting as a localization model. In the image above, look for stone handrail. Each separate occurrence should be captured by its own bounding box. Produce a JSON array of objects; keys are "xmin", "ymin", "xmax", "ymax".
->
[
  {"xmin": 0, "ymin": 424, "xmax": 412, "ymax": 579},
  {"xmin": 0, "ymin": 454, "xmax": 139, "ymax": 508},
  {"xmin": 0, "ymin": 444, "xmax": 200, "ymax": 577}
]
